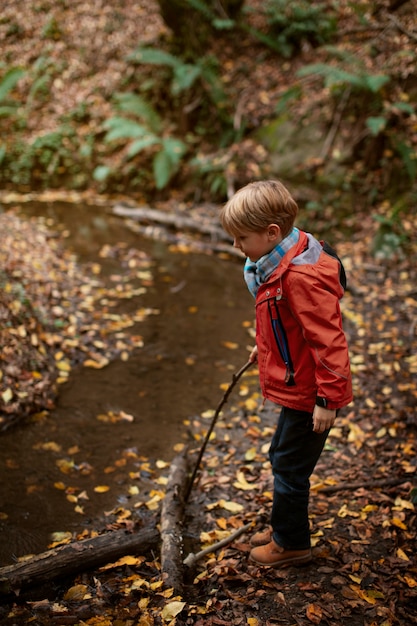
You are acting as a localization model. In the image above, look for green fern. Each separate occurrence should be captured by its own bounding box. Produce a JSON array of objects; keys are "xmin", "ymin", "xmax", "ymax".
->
[
  {"xmin": 0, "ymin": 67, "xmax": 25, "ymax": 117},
  {"xmin": 297, "ymin": 62, "xmax": 390, "ymax": 93},
  {"xmin": 113, "ymin": 93, "xmax": 162, "ymax": 133},
  {"xmin": 102, "ymin": 96, "xmax": 187, "ymax": 190}
]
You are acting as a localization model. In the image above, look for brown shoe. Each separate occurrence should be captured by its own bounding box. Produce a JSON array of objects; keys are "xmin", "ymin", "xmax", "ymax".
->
[
  {"xmin": 250, "ymin": 526, "xmax": 272, "ymax": 547},
  {"xmin": 250, "ymin": 538, "xmax": 312, "ymax": 568}
]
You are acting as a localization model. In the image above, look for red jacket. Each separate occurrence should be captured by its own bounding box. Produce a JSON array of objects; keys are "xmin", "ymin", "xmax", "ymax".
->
[{"xmin": 255, "ymin": 231, "xmax": 353, "ymax": 412}]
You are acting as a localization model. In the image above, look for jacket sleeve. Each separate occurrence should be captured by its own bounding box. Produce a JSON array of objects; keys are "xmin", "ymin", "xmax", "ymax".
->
[{"xmin": 286, "ymin": 266, "xmax": 353, "ymax": 410}]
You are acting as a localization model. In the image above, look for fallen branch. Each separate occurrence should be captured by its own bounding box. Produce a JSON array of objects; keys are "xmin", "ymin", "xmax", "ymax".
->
[
  {"xmin": 125, "ymin": 221, "xmax": 240, "ymax": 256},
  {"xmin": 183, "ymin": 521, "xmax": 254, "ymax": 568},
  {"xmin": 160, "ymin": 451, "xmax": 190, "ymax": 595},
  {"xmin": 0, "ymin": 526, "xmax": 159, "ymax": 597},
  {"xmin": 112, "ymin": 204, "xmax": 228, "ymax": 241},
  {"xmin": 314, "ymin": 475, "xmax": 414, "ymax": 495}
]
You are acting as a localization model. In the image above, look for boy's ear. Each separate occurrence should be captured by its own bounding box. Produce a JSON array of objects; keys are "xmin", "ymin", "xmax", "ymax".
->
[{"xmin": 267, "ymin": 224, "xmax": 282, "ymax": 241}]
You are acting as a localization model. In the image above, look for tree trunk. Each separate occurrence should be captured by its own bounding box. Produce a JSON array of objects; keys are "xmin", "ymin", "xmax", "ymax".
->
[{"xmin": 157, "ymin": 0, "xmax": 245, "ymax": 54}]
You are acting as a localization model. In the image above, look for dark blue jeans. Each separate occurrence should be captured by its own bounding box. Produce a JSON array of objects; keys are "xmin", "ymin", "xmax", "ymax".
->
[{"xmin": 269, "ymin": 406, "xmax": 329, "ymax": 550}]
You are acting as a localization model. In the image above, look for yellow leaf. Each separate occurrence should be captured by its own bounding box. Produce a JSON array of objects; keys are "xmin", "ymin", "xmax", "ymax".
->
[
  {"xmin": 56, "ymin": 360, "xmax": 71, "ymax": 372},
  {"xmin": 145, "ymin": 493, "xmax": 163, "ymax": 510},
  {"xmin": 245, "ymin": 447, "xmax": 257, "ymax": 461},
  {"xmin": 94, "ymin": 485, "xmax": 110, "ymax": 493},
  {"xmin": 347, "ymin": 423, "xmax": 366, "ymax": 447},
  {"xmin": 397, "ymin": 548, "xmax": 410, "ymax": 561},
  {"xmin": 222, "ymin": 341, "xmax": 239, "ymax": 350},
  {"xmin": 114, "ymin": 555, "xmax": 143, "ymax": 567},
  {"xmin": 56, "ymin": 458, "xmax": 75, "ymax": 474},
  {"xmin": 404, "ymin": 575, "xmax": 417, "ymax": 588},
  {"xmin": 216, "ymin": 517, "xmax": 228, "ymax": 530},
  {"xmin": 161, "ymin": 600, "xmax": 186, "ymax": 620},
  {"xmin": 17, "ymin": 325, "xmax": 27, "ymax": 337},
  {"xmin": 149, "ymin": 580, "xmax": 164, "ymax": 590},
  {"xmin": 218, "ymin": 499, "xmax": 244, "ymax": 513},
  {"xmin": 233, "ymin": 471, "xmax": 255, "ymax": 491},
  {"xmin": 1, "ymin": 388, "xmax": 13, "ymax": 404},
  {"xmin": 245, "ymin": 398, "xmax": 259, "ymax": 411},
  {"xmin": 38, "ymin": 441, "xmax": 62, "ymax": 452},
  {"xmin": 361, "ymin": 504, "xmax": 378, "ymax": 513},
  {"xmin": 338, "ymin": 504, "xmax": 360, "ymax": 518},
  {"xmin": 64, "ymin": 584, "xmax": 88, "ymax": 601},
  {"xmin": 393, "ymin": 496, "xmax": 415, "ymax": 511},
  {"xmin": 101, "ymin": 555, "xmax": 146, "ymax": 571},
  {"xmin": 84, "ymin": 358, "xmax": 109, "ymax": 369},
  {"xmin": 247, "ymin": 618, "xmax": 259, "ymax": 626},
  {"xmin": 239, "ymin": 384, "xmax": 249, "ymax": 396},
  {"xmin": 391, "ymin": 517, "xmax": 407, "ymax": 530},
  {"xmin": 200, "ymin": 529, "xmax": 230, "ymax": 546},
  {"xmin": 49, "ymin": 531, "xmax": 72, "ymax": 546}
]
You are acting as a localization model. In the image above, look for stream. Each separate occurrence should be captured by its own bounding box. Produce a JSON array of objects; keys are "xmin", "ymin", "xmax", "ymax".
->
[{"xmin": 0, "ymin": 200, "xmax": 254, "ymax": 566}]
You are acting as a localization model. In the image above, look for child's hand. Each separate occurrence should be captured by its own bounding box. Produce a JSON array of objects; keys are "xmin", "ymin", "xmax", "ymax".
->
[
  {"xmin": 249, "ymin": 345, "xmax": 258, "ymax": 362},
  {"xmin": 313, "ymin": 405, "xmax": 336, "ymax": 433}
]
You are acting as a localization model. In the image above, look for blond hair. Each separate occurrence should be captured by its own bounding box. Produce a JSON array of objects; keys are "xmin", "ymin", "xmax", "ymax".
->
[{"xmin": 220, "ymin": 180, "xmax": 298, "ymax": 238}]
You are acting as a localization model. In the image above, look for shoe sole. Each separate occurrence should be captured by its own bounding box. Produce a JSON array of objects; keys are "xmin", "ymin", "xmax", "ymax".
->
[{"xmin": 249, "ymin": 552, "xmax": 312, "ymax": 568}]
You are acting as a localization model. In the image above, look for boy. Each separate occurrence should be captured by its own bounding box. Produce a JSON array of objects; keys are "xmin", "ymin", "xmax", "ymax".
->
[{"xmin": 220, "ymin": 180, "xmax": 352, "ymax": 568}]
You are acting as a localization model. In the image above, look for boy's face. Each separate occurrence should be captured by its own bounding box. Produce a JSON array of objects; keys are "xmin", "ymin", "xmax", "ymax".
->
[{"xmin": 232, "ymin": 225, "xmax": 281, "ymax": 262}]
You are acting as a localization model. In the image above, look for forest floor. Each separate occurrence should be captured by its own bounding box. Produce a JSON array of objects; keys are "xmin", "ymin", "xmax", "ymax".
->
[
  {"xmin": 0, "ymin": 205, "xmax": 416, "ymax": 626},
  {"xmin": 0, "ymin": 1, "xmax": 417, "ymax": 625}
]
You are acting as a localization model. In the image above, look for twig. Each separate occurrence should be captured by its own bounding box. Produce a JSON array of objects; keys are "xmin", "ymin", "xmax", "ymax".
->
[
  {"xmin": 320, "ymin": 87, "xmax": 351, "ymax": 162},
  {"xmin": 184, "ymin": 360, "xmax": 253, "ymax": 502},
  {"xmin": 183, "ymin": 521, "xmax": 254, "ymax": 567},
  {"xmin": 314, "ymin": 475, "xmax": 414, "ymax": 495},
  {"xmin": 388, "ymin": 13, "xmax": 417, "ymax": 42}
]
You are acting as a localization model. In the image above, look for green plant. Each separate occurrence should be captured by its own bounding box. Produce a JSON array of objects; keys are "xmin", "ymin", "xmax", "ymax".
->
[
  {"xmin": 41, "ymin": 16, "xmax": 63, "ymax": 40},
  {"xmin": 372, "ymin": 199, "xmax": 409, "ymax": 259},
  {"xmin": 2, "ymin": 124, "xmax": 88, "ymax": 188},
  {"xmin": 127, "ymin": 47, "xmax": 227, "ymax": 112},
  {"xmin": 26, "ymin": 55, "xmax": 65, "ymax": 109},
  {"xmin": 246, "ymin": 0, "xmax": 338, "ymax": 57},
  {"xmin": 97, "ymin": 92, "xmax": 187, "ymax": 190},
  {"xmin": 0, "ymin": 67, "xmax": 26, "ymax": 118},
  {"xmin": 297, "ymin": 49, "xmax": 391, "ymax": 94},
  {"xmin": 189, "ymin": 152, "xmax": 230, "ymax": 197},
  {"xmin": 366, "ymin": 100, "xmax": 416, "ymax": 182},
  {"xmin": 183, "ymin": 0, "xmax": 236, "ymax": 29}
]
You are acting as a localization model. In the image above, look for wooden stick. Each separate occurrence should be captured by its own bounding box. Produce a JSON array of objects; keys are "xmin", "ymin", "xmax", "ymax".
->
[
  {"xmin": 183, "ymin": 521, "xmax": 254, "ymax": 568},
  {"xmin": 184, "ymin": 360, "xmax": 253, "ymax": 503}
]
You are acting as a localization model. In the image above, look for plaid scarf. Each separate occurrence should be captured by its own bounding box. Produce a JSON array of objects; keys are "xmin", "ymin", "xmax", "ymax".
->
[{"xmin": 244, "ymin": 227, "xmax": 300, "ymax": 297}]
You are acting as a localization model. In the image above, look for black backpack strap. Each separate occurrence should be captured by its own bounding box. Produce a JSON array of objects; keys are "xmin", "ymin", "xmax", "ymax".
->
[{"xmin": 322, "ymin": 241, "xmax": 347, "ymax": 291}]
